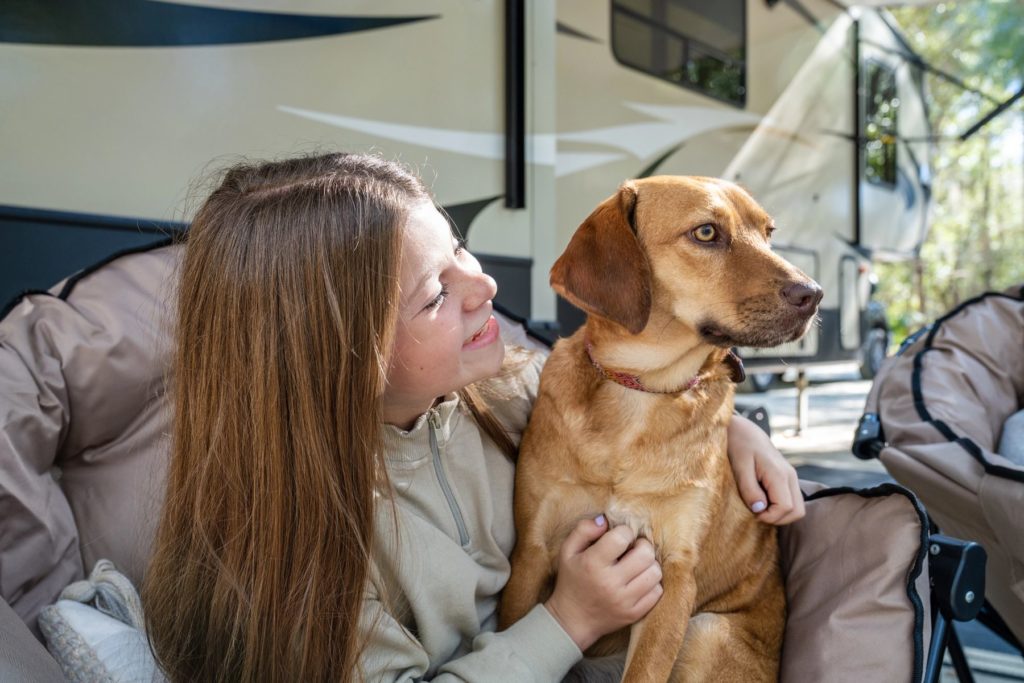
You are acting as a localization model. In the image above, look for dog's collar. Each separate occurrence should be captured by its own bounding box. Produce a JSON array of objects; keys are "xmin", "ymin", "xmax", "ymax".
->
[{"xmin": 584, "ymin": 339, "xmax": 746, "ymax": 394}]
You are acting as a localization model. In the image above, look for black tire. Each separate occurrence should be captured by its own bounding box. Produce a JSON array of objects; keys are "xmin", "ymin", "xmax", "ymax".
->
[
  {"xmin": 859, "ymin": 327, "xmax": 888, "ymax": 380},
  {"xmin": 747, "ymin": 372, "xmax": 777, "ymax": 393}
]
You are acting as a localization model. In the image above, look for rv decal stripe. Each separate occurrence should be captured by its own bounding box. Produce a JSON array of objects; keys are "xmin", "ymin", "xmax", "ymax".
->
[
  {"xmin": 556, "ymin": 21, "xmax": 601, "ymax": 44},
  {"xmin": 0, "ymin": 204, "xmax": 186, "ymax": 234},
  {"xmin": 279, "ymin": 106, "xmax": 508, "ymax": 160},
  {"xmin": 278, "ymin": 106, "xmax": 629, "ymax": 177},
  {"xmin": 635, "ymin": 143, "xmax": 683, "ymax": 179},
  {"xmin": 778, "ymin": 0, "xmax": 826, "ymax": 33},
  {"xmin": 0, "ymin": 1, "xmax": 436, "ymax": 47},
  {"xmin": 441, "ymin": 196, "xmax": 502, "ymax": 240}
]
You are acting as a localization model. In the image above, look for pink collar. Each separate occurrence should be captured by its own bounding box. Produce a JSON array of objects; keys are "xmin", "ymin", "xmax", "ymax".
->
[{"xmin": 584, "ymin": 339, "xmax": 746, "ymax": 395}]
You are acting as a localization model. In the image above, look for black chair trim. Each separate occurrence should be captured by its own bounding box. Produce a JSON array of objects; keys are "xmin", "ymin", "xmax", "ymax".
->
[
  {"xmin": 0, "ymin": 237, "xmax": 179, "ymax": 320},
  {"xmin": 910, "ymin": 288, "xmax": 1024, "ymax": 483}
]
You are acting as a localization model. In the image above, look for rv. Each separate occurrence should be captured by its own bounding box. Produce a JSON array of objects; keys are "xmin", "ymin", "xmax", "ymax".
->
[{"xmin": 1, "ymin": 1, "xmax": 931, "ymax": 386}]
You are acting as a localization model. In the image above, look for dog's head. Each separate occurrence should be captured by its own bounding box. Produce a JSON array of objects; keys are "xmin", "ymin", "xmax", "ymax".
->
[{"xmin": 551, "ymin": 176, "xmax": 821, "ymax": 348}]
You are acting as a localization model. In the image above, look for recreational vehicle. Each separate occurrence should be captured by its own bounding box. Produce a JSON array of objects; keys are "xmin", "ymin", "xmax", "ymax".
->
[{"xmin": 0, "ymin": 1, "xmax": 932, "ymax": 385}]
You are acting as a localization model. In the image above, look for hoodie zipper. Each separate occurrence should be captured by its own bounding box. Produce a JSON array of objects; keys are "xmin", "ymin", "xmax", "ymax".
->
[{"xmin": 428, "ymin": 410, "xmax": 470, "ymax": 547}]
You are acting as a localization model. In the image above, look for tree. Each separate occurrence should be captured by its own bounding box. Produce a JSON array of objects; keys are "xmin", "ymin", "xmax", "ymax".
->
[{"xmin": 875, "ymin": 1, "xmax": 1023, "ymax": 341}]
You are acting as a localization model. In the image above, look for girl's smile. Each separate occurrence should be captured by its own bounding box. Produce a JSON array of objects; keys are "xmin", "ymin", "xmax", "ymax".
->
[{"xmin": 463, "ymin": 315, "xmax": 500, "ymax": 349}]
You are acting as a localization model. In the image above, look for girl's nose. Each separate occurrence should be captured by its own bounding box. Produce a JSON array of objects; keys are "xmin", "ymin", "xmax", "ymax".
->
[{"xmin": 462, "ymin": 270, "xmax": 498, "ymax": 311}]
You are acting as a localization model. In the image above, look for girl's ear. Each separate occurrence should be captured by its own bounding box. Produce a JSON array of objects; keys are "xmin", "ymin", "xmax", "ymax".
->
[{"xmin": 550, "ymin": 182, "xmax": 652, "ymax": 334}]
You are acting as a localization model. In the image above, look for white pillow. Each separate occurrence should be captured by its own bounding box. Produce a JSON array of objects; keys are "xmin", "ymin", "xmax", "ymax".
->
[
  {"xmin": 37, "ymin": 560, "xmax": 165, "ymax": 683},
  {"xmin": 999, "ymin": 409, "xmax": 1024, "ymax": 465}
]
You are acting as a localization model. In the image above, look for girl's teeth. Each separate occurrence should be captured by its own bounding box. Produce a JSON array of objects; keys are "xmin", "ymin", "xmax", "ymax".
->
[{"xmin": 470, "ymin": 321, "xmax": 488, "ymax": 341}]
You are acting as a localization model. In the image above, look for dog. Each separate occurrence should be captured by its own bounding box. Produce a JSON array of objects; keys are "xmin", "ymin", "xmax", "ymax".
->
[{"xmin": 499, "ymin": 176, "xmax": 822, "ymax": 682}]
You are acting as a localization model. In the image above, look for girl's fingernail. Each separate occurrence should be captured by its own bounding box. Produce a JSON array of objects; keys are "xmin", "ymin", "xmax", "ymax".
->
[
  {"xmin": 595, "ymin": 514, "xmax": 606, "ymax": 527},
  {"xmin": 751, "ymin": 501, "xmax": 767, "ymax": 513}
]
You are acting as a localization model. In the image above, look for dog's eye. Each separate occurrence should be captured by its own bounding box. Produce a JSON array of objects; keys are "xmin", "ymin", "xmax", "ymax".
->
[{"xmin": 692, "ymin": 224, "xmax": 717, "ymax": 242}]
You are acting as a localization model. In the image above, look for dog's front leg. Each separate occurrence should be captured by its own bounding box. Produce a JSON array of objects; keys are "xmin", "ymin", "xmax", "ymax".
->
[
  {"xmin": 499, "ymin": 488, "xmax": 570, "ymax": 630},
  {"xmin": 499, "ymin": 535, "xmax": 556, "ymax": 630},
  {"xmin": 621, "ymin": 558, "xmax": 697, "ymax": 683},
  {"xmin": 621, "ymin": 498, "xmax": 709, "ymax": 683}
]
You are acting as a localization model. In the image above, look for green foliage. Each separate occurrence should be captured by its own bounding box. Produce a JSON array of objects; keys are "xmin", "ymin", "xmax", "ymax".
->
[{"xmin": 875, "ymin": 1, "xmax": 1023, "ymax": 344}]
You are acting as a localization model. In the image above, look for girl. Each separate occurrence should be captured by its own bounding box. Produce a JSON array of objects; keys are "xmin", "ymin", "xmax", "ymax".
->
[{"xmin": 143, "ymin": 153, "xmax": 803, "ymax": 682}]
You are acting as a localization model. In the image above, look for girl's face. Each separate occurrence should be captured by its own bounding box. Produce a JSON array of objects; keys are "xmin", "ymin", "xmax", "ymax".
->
[{"xmin": 382, "ymin": 200, "xmax": 504, "ymax": 428}]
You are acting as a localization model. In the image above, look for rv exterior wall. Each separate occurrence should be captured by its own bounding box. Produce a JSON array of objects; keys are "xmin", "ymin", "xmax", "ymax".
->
[{"xmin": 1, "ymin": 0, "xmax": 932, "ymax": 368}]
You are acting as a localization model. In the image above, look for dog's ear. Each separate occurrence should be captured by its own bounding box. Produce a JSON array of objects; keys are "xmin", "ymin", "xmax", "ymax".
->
[{"xmin": 550, "ymin": 182, "xmax": 652, "ymax": 334}]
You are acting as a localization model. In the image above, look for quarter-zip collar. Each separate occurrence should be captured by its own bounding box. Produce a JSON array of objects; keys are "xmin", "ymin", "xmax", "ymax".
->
[
  {"xmin": 428, "ymin": 409, "xmax": 471, "ymax": 547},
  {"xmin": 380, "ymin": 393, "xmax": 472, "ymax": 548},
  {"xmin": 381, "ymin": 393, "xmax": 461, "ymax": 463}
]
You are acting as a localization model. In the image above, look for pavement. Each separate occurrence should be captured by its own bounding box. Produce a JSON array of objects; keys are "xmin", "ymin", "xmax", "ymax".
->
[
  {"xmin": 735, "ymin": 366, "xmax": 1024, "ymax": 681},
  {"xmin": 735, "ymin": 366, "xmax": 893, "ymax": 489}
]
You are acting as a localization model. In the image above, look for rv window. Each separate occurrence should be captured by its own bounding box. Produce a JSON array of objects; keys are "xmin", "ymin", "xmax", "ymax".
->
[
  {"xmin": 611, "ymin": 0, "xmax": 746, "ymax": 107},
  {"xmin": 864, "ymin": 61, "xmax": 899, "ymax": 187}
]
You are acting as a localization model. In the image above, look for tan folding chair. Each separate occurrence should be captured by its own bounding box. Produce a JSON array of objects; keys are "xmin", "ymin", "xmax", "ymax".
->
[
  {"xmin": 0, "ymin": 243, "xmax": 956, "ymax": 681},
  {"xmin": 856, "ymin": 286, "xmax": 1024, "ymax": 680}
]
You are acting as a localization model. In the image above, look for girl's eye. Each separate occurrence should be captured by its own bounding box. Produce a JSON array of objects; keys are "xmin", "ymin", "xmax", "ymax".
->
[
  {"xmin": 692, "ymin": 224, "xmax": 717, "ymax": 242},
  {"xmin": 425, "ymin": 285, "xmax": 449, "ymax": 311},
  {"xmin": 767, "ymin": 226, "xmax": 777, "ymax": 239},
  {"xmin": 454, "ymin": 238, "xmax": 466, "ymax": 256}
]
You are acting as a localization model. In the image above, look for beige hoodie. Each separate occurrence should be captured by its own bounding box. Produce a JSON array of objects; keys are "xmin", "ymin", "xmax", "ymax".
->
[{"xmin": 361, "ymin": 351, "xmax": 581, "ymax": 682}]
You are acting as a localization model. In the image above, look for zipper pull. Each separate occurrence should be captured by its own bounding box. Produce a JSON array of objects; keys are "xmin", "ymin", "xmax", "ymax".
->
[{"xmin": 428, "ymin": 409, "xmax": 441, "ymax": 430}]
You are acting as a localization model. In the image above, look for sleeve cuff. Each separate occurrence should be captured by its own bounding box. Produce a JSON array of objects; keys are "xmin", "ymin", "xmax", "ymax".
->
[{"xmin": 502, "ymin": 604, "xmax": 582, "ymax": 679}]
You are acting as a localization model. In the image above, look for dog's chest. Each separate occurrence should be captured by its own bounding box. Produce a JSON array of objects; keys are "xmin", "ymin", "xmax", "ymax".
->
[
  {"xmin": 604, "ymin": 498, "xmax": 653, "ymax": 539},
  {"xmin": 570, "ymin": 407, "xmax": 727, "ymax": 488},
  {"xmin": 602, "ymin": 487, "xmax": 714, "ymax": 553}
]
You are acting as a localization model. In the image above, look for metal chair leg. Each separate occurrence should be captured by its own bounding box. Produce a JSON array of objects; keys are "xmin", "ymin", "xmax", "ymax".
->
[
  {"xmin": 976, "ymin": 601, "xmax": 1024, "ymax": 654},
  {"xmin": 924, "ymin": 607, "xmax": 950, "ymax": 683},
  {"xmin": 947, "ymin": 622, "xmax": 975, "ymax": 683}
]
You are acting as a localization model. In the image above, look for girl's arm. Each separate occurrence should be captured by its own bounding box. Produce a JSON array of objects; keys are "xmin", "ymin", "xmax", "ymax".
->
[
  {"xmin": 360, "ymin": 592, "xmax": 581, "ymax": 683},
  {"xmin": 727, "ymin": 413, "xmax": 805, "ymax": 525},
  {"xmin": 361, "ymin": 518, "xmax": 661, "ymax": 682}
]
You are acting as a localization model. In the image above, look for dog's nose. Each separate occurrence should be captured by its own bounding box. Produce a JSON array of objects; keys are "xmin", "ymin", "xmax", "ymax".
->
[{"xmin": 781, "ymin": 282, "xmax": 823, "ymax": 313}]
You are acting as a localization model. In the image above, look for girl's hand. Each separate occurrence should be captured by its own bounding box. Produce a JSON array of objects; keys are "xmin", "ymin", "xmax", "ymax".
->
[
  {"xmin": 727, "ymin": 413, "xmax": 805, "ymax": 525},
  {"xmin": 544, "ymin": 516, "xmax": 662, "ymax": 651}
]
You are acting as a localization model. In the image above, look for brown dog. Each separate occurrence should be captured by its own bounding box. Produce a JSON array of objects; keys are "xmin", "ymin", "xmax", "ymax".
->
[{"xmin": 499, "ymin": 176, "xmax": 822, "ymax": 682}]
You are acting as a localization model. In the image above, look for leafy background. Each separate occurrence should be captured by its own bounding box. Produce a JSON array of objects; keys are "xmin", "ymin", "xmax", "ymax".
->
[{"xmin": 876, "ymin": 0, "xmax": 1023, "ymax": 343}]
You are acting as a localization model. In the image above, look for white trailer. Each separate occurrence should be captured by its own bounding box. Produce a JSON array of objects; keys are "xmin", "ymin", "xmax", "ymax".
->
[{"xmin": 0, "ymin": 1, "xmax": 932, "ymax": 383}]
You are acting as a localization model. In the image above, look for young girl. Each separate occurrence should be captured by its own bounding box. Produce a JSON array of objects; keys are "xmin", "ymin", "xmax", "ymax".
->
[{"xmin": 143, "ymin": 153, "xmax": 804, "ymax": 682}]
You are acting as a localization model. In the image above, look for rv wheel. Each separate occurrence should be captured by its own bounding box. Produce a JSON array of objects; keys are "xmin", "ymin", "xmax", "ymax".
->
[
  {"xmin": 860, "ymin": 328, "xmax": 888, "ymax": 380},
  {"xmin": 747, "ymin": 372, "xmax": 777, "ymax": 393}
]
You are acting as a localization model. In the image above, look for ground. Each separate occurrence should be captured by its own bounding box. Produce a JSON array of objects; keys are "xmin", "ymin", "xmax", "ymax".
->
[{"xmin": 735, "ymin": 367, "xmax": 1024, "ymax": 682}]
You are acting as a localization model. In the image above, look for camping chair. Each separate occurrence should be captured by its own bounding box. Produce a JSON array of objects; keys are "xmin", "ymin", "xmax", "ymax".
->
[
  {"xmin": 0, "ymin": 242, "xmax": 975, "ymax": 681},
  {"xmin": 855, "ymin": 286, "xmax": 1024, "ymax": 679}
]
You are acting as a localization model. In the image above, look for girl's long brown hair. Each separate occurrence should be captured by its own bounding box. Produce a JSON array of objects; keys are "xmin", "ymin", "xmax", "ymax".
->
[{"xmin": 144, "ymin": 153, "xmax": 515, "ymax": 682}]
